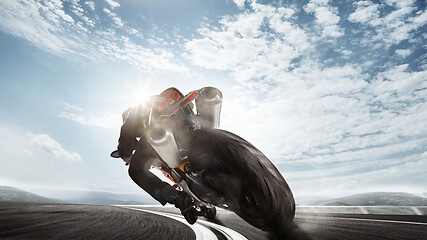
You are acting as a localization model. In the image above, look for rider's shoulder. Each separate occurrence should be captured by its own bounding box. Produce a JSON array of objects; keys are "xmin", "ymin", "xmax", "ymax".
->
[
  {"xmin": 121, "ymin": 107, "xmax": 134, "ymax": 123},
  {"xmin": 122, "ymin": 102, "xmax": 151, "ymax": 123}
]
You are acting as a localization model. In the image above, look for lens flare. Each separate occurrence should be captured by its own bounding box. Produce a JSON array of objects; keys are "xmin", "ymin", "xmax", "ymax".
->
[{"xmin": 122, "ymin": 80, "xmax": 152, "ymax": 106}]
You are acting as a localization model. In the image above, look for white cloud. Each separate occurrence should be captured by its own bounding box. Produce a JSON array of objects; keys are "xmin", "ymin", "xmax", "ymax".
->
[
  {"xmin": 97, "ymin": 33, "xmax": 188, "ymax": 72},
  {"xmin": 385, "ymin": 0, "xmax": 414, "ymax": 8},
  {"xmin": 412, "ymin": 9, "xmax": 427, "ymax": 25},
  {"xmin": 221, "ymin": 64, "xmax": 427, "ymax": 163},
  {"xmin": 185, "ymin": 3, "xmax": 310, "ymax": 83},
  {"xmin": 289, "ymin": 151, "xmax": 427, "ymax": 201},
  {"xmin": 58, "ymin": 101, "xmax": 122, "ymax": 130},
  {"xmin": 29, "ymin": 133, "xmax": 82, "ymax": 162},
  {"xmin": 0, "ymin": 0, "xmax": 80, "ymax": 54},
  {"xmin": 85, "ymin": 1, "xmax": 95, "ymax": 11},
  {"xmin": 185, "ymin": 1, "xmax": 427, "ymax": 199},
  {"xmin": 287, "ymin": 153, "xmax": 427, "ymax": 200},
  {"xmin": 232, "ymin": 0, "xmax": 246, "ymax": 8},
  {"xmin": 103, "ymin": 8, "xmax": 123, "ymax": 27},
  {"xmin": 69, "ymin": 0, "xmax": 96, "ymax": 27},
  {"xmin": 395, "ymin": 49, "xmax": 412, "ymax": 58},
  {"xmin": 58, "ymin": 111, "xmax": 122, "ymax": 129},
  {"xmin": 304, "ymin": 0, "xmax": 343, "ymax": 38},
  {"xmin": 186, "ymin": 2, "xmax": 426, "ymax": 158},
  {"xmin": 105, "ymin": 0, "xmax": 120, "ymax": 9},
  {"xmin": 61, "ymin": 102, "xmax": 83, "ymax": 112},
  {"xmin": 0, "ymin": 122, "xmax": 136, "ymax": 195},
  {"xmin": 348, "ymin": 1, "xmax": 380, "ymax": 25},
  {"xmin": 348, "ymin": 0, "xmax": 426, "ymax": 47},
  {"xmin": 0, "ymin": 0, "xmax": 186, "ymax": 72},
  {"xmin": 372, "ymin": 64, "xmax": 426, "ymax": 95},
  {"xmin": 55, "ymin": 9, "xmax": 75, "ymax": 23}
]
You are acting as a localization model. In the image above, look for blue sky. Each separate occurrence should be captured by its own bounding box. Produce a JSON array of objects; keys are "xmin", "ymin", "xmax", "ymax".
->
[{"xmin": 0, "ymin": 0, "xmax": 426, "ymax": 203}]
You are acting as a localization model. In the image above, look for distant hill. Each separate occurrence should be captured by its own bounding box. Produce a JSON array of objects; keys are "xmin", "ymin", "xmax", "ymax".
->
[
  {"xmin": 0, "ymin": 186, "xmax": 156, "ymax": 205},
  {"xmin": 0, "ymin": 186, "xmax": 64, "ymax": 204},
  {"xmin": 310, "ymin": 192, "xmax": 427, "ymax": 206},
  {"xmin": 62, "ymin": 191, "xmax": 156, "ymax": 205}
]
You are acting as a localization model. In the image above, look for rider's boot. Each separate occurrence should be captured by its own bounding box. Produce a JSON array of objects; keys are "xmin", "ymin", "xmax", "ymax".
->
[
  {"xmin": 162, "ymin": 186, "xmax": 198, "ymax": 224},
  {"xmin": 180, "ymin": 196, "xmax": 198, "ymax": 224}
]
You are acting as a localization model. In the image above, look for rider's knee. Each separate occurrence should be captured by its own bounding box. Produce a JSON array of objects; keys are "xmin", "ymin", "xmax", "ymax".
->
[{"xmin": 128, "ymin": 167, "xmax": 142, "ymax": 180}]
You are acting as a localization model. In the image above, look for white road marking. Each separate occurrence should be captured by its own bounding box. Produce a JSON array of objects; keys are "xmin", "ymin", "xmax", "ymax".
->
[
  {"xmin": 123, "ymin": 207, "xmax": 216, "ymax": 239},
  {"xmin": 358, "ymin": 207, "xmax": 368, "ymax": 214},
  {"xmin": 121, "ymin": 206, "xmax": 247, "ymax": 240},
  {"xmin": 315, "ymin": 215, "xmax": 427, "ymax": 226},
  {"xmin": 411, "ymin": 207, "xmax": 422, "ymax": 216},
  {"xmin": 156, "ymin": 211, "xmax": 247, "ymax": 240},
  {"xmin": 197, "ymin": 218, "xmax": 248, "ymax": 240}
]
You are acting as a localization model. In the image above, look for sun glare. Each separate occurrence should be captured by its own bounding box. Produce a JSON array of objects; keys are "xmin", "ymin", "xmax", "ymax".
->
[{"xmin": 123, "ymin": 80, "xmax": 153, "ymax": 106}]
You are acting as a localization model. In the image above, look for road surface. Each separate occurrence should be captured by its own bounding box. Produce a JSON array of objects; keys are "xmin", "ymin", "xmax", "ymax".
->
[{"xmin": 1, "ymin": 202, "xmax": 426, "ymax": 239}]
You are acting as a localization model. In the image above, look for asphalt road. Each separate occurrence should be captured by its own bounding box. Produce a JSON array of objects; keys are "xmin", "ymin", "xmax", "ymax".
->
[{"xmin": 1, "ymin": 202, "xmax": 426, "ymax": 240}]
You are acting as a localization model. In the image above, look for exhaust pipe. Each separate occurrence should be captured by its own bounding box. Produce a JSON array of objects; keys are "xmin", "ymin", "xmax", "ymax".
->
[
  {"xmin": 147, "ymin": 124, "xmax": 181, "ymax": 168},
  {"xmin": 195, "ymin": 87, "xmax": 223, "ymax": 128}
]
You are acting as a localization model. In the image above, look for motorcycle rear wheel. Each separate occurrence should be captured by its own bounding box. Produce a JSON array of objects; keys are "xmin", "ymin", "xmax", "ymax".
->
[{"xmin": 188, "ymin": 128, "xmax": 295, "ymax": 232}]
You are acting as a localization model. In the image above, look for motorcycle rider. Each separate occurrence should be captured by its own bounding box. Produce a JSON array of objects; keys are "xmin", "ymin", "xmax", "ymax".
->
[{"xmin": 113, "ymin": 87, "xmax": 198, "ymax": 224}]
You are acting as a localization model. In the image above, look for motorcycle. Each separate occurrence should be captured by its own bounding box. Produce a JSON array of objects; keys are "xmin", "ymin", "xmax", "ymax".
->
[{"xmin": 111, "ymin": 87, "xmax": 295, "ymax": 232}]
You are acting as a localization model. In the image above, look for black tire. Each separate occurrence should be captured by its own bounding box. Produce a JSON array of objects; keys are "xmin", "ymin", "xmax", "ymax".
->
[{"xmin": 188, "ymin": 128, "xmax": 295, "ymax": 232}]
